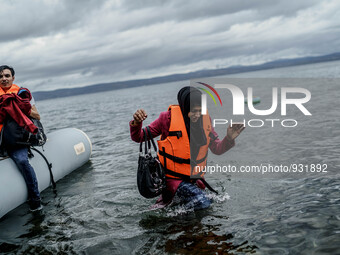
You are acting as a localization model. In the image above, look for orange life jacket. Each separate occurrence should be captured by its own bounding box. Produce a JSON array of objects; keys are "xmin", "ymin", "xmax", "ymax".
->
[
  {"xmin": 157, "ymin": 105, "xmax": 212, "ymax": 180},
  {"xmin": 0, "ymin": 84, "xmax": 20, "ymax": 132}
]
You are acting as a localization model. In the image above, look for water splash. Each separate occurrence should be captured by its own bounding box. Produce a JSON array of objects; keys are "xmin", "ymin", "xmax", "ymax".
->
[
  {"xmin": 207, "ymin": 191, "xmax": 231, "ymax": 203},
  {"xmin": 165, "ymin": 205, "xmax": 195, "ymax": 217}
]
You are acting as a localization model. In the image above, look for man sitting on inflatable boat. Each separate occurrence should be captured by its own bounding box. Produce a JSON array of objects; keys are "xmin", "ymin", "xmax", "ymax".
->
[{"xmin": 0, "ymin": 65, "xmax": 43, "ymax": 212}]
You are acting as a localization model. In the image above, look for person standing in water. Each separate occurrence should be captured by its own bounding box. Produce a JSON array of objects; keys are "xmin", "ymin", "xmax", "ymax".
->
[{"xmin": 130, "ymin": 86, "xmax": 244, "ymax": 210}]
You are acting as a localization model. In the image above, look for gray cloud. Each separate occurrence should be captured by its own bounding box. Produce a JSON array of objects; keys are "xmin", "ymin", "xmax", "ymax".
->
[
  {"xmin": 0, "ymin": 0, "xmax": 106, "ymax": 42},
  {"xmin": 1, "ymin": 0, "xmax": 339, "ymax": 91}
]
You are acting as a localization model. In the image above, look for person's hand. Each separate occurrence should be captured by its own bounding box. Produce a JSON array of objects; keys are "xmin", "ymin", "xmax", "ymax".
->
[
  {"xmin": 226, "ymin": 123, "xmax": 245, "ymax": 141},
  {"xmin": 132, "ymin": 109, "xmax": 147, "ymax": 125},
  {"xmin": 29, "ymin": 105, "xmax": 41, "ymax": 120}
]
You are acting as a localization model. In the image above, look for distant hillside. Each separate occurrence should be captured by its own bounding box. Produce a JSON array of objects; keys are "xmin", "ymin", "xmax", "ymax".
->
[{"xmin": 33, "ymin": 52, "xmax": 340, "ymax": 101}]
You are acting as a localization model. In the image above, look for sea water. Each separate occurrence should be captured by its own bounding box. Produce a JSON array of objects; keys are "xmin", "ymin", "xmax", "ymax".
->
[{"xmin": 0, "ymin": 60, "xmax": 339, "ymax": 254}]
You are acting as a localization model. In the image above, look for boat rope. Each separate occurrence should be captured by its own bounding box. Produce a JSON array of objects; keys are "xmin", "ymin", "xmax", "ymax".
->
[{"xmin": 29, "ymin": 147, "xmax": 56, "ymax": 191}]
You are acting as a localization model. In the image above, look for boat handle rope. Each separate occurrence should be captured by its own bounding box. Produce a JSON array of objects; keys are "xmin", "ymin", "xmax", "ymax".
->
[{"xmin": 29, "ymin": 147, "xmax": 57, "ymax": 191}]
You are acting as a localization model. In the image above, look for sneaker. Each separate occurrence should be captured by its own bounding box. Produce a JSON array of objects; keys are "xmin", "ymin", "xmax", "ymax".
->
[{"xmin": 29, "ymin": 200, "xmax": 43, "ymax": 212}]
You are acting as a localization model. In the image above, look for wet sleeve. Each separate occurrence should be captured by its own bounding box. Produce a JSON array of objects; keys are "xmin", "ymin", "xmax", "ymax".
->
[
  {"xmin": 208, "ymin": 125, "xmax": 235, "ymax": 155},
  {"xmin": 130, "ymin": 112, "xmax": 165, "ymax": 143}
]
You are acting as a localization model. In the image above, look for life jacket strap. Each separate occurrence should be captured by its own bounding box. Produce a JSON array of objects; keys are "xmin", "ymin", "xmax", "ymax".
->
[
  {"xmin": 159, "ymin": 149, "xmax": 190, "ymax": 164},
  {"xmin": 159, "ymin": 149, "xmax": 208, "ymax": 165},
  {"xmin": 168, "ymin": 131, "xmax": 182, "ymax": 139},
  {"xmin": 192, "ymin": 152, "xmax": 208, "ymax": 165},
  {"xmin": 164, "ymin": 168, "xmax": 218, "ymax": 194},
  {"xmin": 199, "ymin": 178, "xmax": 218, "ymax": 194}
]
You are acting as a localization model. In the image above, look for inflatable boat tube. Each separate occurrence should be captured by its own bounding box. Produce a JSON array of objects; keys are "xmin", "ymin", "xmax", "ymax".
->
[{"xmin": 0, "ymin": 128, "xmax": 92, "ymax": 219}]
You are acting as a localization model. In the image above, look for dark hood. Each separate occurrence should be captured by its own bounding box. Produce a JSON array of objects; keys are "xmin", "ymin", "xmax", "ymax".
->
[{"xmin": 177, "ymin": 86, "xmax": 207, "ymax": 162}]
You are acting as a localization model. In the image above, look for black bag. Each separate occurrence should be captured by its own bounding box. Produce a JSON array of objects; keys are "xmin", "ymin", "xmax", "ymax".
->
[
  {"xmin": 137, "ymin": 126, "xmax": 166, "ymax": 198},
  {"xmin": 1, "ymin": 116, "xmax": 47, "ymax": 148}
]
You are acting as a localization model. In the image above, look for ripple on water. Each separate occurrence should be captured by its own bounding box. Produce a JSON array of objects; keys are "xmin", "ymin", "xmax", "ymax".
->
[{"xmin": 1, "ymin": 75, "xmax": 340, "ymax": 254}]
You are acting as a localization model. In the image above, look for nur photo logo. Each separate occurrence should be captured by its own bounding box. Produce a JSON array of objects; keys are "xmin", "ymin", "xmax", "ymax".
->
[
  {"xmin": 196, "ymin": 82, "xmax": 223, "ymax": 114},
  {"xmin": 194, "ymin": 81, "xmax": 312, "ymax": 128}
]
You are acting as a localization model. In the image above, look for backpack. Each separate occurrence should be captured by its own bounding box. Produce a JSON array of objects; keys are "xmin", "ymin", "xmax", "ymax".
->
[{"xmin": 1, "ymin": 116, "xmax": 47, "ymax": 149}]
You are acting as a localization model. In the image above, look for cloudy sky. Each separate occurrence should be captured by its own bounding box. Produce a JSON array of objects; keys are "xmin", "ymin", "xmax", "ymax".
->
[{"xmin": 1, "ymin": 0, "xmax": 339, "ymax": 91}]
